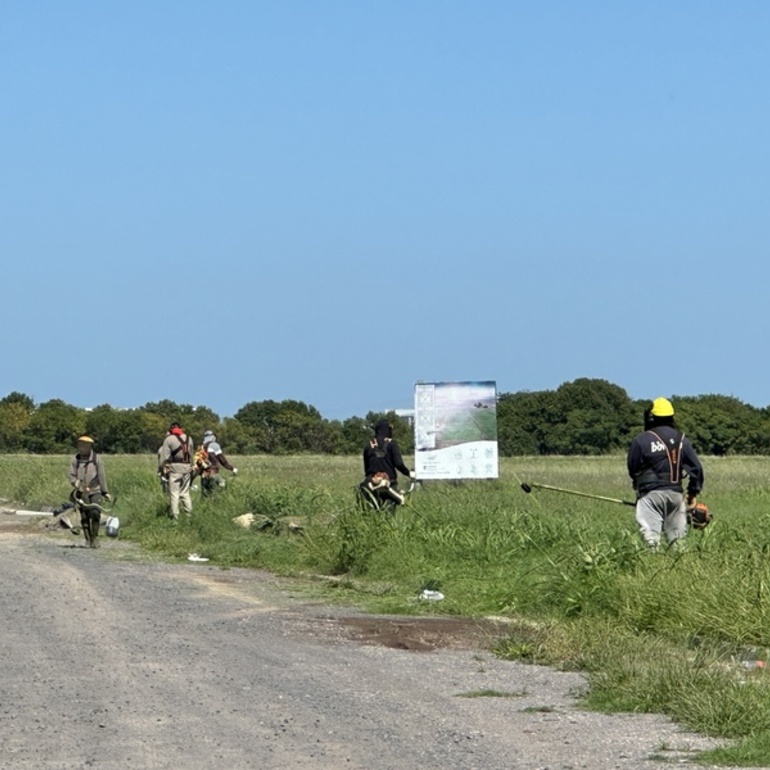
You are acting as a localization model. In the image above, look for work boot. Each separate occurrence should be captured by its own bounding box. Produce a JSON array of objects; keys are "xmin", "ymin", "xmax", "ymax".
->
[
  {"xmin": 89, "ymin": 514, "xmax": 100, "ymax": 548},
  {"xmin": 81, "ymin": 515, "xmax": 92, "ymax": 546}
]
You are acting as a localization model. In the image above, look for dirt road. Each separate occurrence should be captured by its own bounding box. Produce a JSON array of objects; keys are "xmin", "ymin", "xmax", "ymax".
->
[{"xmin": 0, "ymin": 518, "xmax": 733, "ymax": 769}]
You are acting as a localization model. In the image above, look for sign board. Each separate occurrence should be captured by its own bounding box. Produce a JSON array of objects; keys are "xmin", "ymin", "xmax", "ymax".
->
[{"xmin": 414, "ymin": 381, "xmax": 499, "ymax": 480}]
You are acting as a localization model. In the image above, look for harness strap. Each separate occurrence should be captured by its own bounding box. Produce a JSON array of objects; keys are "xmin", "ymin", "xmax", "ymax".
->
[
  {"xmin": 76, "ymin": 453, "xmax": 98, "ymax": 474},
  {"xmin": 647, "ymin": 430, "xmax": 685, "ymax": 484},
  {"xmin": 171, "ymin": 436, "xmax": 191, "ymax": 463},
  {"xmin": 370, "ymin": 436, "xmax": 390, "ymax": 459}
]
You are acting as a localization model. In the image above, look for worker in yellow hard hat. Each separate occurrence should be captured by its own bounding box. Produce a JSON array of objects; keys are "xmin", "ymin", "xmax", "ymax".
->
[{"xmin": 626, "ymin": 397, "xmax": 704, "ymax": 549}]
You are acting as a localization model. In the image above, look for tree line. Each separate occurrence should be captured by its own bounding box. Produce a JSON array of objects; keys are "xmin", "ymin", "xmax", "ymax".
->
[{"xmin": 1, "ymin": 378, "xmax": 768, "ymax": 456}]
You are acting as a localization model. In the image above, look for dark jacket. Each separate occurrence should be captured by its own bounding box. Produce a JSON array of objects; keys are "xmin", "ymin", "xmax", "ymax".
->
[
  {"xmin": 627, "ymin": 425, "xmax": 703, "ymax": 497},
  {"xmin": 363, "ymin": 421, "xmax": 411, "ymax": 484}
]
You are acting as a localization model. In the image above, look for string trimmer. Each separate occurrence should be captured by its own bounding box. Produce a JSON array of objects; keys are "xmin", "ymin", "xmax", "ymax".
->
[{"xmin": 520, "ymin": 482, "xmax": 636, "ymax": 507}]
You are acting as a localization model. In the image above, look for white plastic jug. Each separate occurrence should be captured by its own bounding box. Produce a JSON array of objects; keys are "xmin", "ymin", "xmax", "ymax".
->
[{"xmin": 105, "ymin": 516, "xmax": 120, "ymax": 538}]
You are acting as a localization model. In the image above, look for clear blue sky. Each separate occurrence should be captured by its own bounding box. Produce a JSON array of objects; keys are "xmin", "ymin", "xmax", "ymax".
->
[{"xmin": 2, "ymin": 2, "xmax": 768, "ymax": 420}]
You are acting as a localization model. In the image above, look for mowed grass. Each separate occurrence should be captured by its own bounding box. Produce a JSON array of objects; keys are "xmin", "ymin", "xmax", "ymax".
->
[{"xmin": 3, "ymin": 453, "xmax": 770, "ymax": 765}]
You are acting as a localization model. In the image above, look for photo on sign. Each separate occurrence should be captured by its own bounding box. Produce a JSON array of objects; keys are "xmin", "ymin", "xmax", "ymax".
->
[{"xmin": 414, "ymin": 381, "xmax": 498, "ymax": 480}]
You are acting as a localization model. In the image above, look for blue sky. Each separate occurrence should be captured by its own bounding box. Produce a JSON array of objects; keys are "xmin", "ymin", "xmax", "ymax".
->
[{"xmin": 2, "ymin": 1, "xmax": 768, "ymax": 420}]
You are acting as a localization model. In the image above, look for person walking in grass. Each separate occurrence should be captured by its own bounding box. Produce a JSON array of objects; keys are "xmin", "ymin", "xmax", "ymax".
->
[
  {"xmin": 158, "ymin": 422, "xmax": 195, "ymax": 520},
  {"xmin": 627, "ymin": 397, "xmax": 704, "ymax": 549},
  {"xmin": 195, "ymin": 430, "xmax": 238, "ymax": 497},
  {"xmin": 68, "ymin": 435, "xmax": 111, "ymax": 547},
  {"xmin": 359, "ymin": 419, "xmax": 416, "ymax": 508}
]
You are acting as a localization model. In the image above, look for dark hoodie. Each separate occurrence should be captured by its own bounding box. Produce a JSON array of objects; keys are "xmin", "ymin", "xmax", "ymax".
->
[
  {"xmin": 362, "ymin": 420, "xmax": 411, "ymax": 483},
  {"xmin": 627, "ymin": 415, "xmax": 703, "ymax": 497}
]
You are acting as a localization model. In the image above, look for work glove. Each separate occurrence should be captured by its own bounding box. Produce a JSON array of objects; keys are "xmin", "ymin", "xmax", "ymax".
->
[
  {"xmin": 232, "ymin": 467, "xmax": 238, "ymax": 475},
  {"xmin": 103, "ymin": 493, "xmax": 112, "ymax": 502},
  {"xmin": 686, "ymin": 494, "xmax": 697, "ymax": 508},
  {"xmin": 409, "ymin": 470, "xmax": 417, "ymax": 480}
]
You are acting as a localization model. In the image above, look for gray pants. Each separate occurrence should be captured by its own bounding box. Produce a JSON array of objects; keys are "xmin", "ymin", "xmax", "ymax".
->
[{"xmin": 635, "ymin": 489, "xmax": 687, "ymax": 548}]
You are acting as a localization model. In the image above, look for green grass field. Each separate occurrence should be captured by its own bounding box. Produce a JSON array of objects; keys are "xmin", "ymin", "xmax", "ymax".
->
[{"xmin": 3, "ymin": 453, "xmax": 770, "ymax": 765}]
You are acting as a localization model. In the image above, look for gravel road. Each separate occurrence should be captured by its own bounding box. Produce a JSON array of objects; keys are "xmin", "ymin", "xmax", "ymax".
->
[{"xmin": 0, "ymin": 517, "xmax": 739, "ymax": 770}]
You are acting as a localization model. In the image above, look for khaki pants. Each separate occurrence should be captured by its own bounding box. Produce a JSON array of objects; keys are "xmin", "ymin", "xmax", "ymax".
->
[{"xmin": 167, "ymin": 465, "xmax": 193, "ymax": 519}]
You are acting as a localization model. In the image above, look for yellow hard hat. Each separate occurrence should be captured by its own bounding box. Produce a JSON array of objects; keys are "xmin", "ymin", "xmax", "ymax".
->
[
  {"xmin": 650, "ymin": 397, "xmax": 675, "ymax": 417},
  {"xmin": 77, "ymin": 435, "xmax": 95, "ymax": 444}
]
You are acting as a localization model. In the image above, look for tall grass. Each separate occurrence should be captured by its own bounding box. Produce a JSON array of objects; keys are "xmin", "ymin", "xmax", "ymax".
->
[{"xmin": 3, "ymin": 453, "xmax": 770, "ymax": 764}]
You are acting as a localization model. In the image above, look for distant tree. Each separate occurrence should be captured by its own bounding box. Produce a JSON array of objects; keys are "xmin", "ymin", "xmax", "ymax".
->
[
  {"xmin": 233, "ymin": 399, "xmax": 330, "ymax": 454},
  {"xmin": 215, "ymin": 417, "xmax": 254, "ymax": 454},
  {"xmin": 0, "ymin": 402, "xmax": 33, "ymax": 451},
  {"xmin": 235, "ymin": 400, "xmax": 276, "ymax": 428},
  {"xmin": 1, "ymin": 391, "xmax": 35, "ymax": 411},
  {"xmin": 84, "ymin": 405, "xmax": 146, "ymax": 453},
  {"xmin": 235, "ymin": 400, "xmax": 321, "ymax": 427},
  {"xmin": 672, "ymin": 394, "xmax": 767, "ymax": 455},
  {"xmin": 270, "ymin": 411, "xmax": 338, "ymax": 454},
  {"xmin": 0, "ymin": 391, "xmax": 36, "ymax": 450},
  {"xmin": 24, "ymin": 399, "xmax": 86, "ymax": 453},
  {"xmin": 497, "ymin": 379, "xmax": 636, "ymax": 455},
  {"xmin": 140, "ymin": 400, "xmax": 198, "ymax": 424},
  {"xmin": 138, "ymin": 402, "xmax": 220, "ymax": 451},
  {"xmin": 497, "ymin": 391, "xmax": 557, "ymax": 455},
  {"xmin": 546, "ymin": 379, "xmax": 636, "ymax": 454},
  {"xmin": 338, "ymin": 416, "xmax": 372, "ymax": 455},
  {"xmin": 182, "ymin": 407, "xmax": 221, "ymax": 449},
  {"xmin": 138, "ymin": 412, "xmax": 168, "ymax": 453},
  {"xmin": 218, "ymin": 419, "xmax": 268, "ymax": 454}
]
